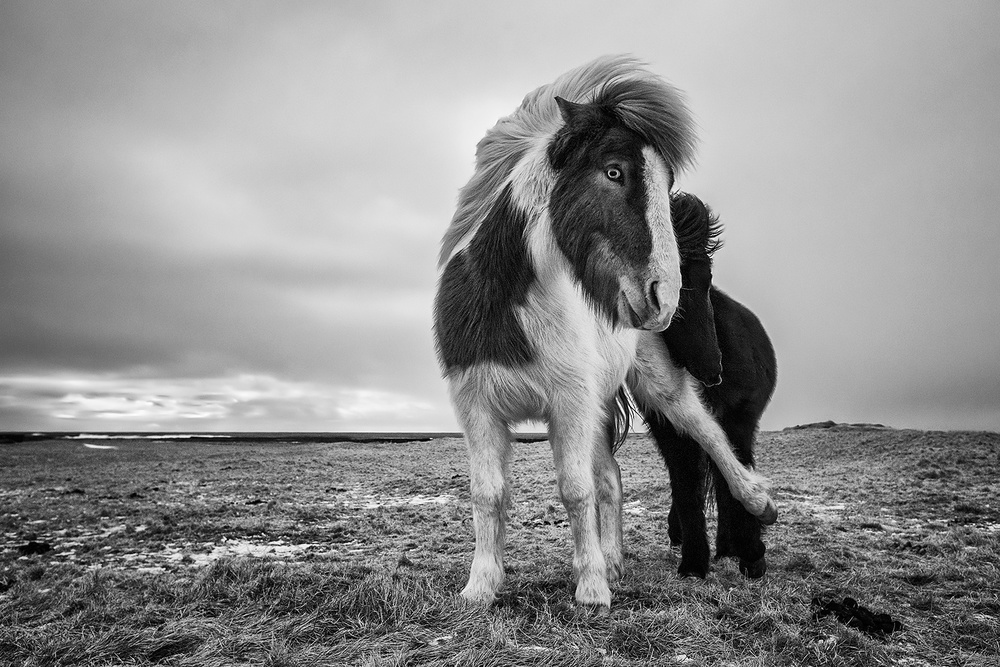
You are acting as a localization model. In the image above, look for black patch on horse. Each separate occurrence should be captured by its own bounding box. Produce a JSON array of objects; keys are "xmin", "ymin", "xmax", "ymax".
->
[
  {"xmin": 548, "ymin": 99, "xmax": 654, "ymax": 327},
  {"xmin": 434, "ymin": 184, "xmax": 536, "ymax": 371}
]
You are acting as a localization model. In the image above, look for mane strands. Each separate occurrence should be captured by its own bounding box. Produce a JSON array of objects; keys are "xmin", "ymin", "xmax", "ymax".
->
[
  {"xmin": 672, "ymin": 191, "xmax": 724, "ymax": 258},
  {"xmin": 439, "ymin": 55, "xmax": 698, "ymax": 267}
]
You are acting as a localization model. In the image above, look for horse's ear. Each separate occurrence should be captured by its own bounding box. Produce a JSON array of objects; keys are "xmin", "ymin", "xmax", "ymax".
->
[
  {"xmin": 549, "ymin": 96, "xmax": 585, "ymax": 170},
  {"xmin": 555, "ymin": 96, "xmax": 586, "ymax": 124}
]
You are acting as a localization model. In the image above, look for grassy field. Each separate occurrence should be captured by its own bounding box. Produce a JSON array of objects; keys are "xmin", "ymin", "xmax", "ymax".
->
[{"xmin": 1, "ymin": 425, "xmax": 998, "ymax": 666}]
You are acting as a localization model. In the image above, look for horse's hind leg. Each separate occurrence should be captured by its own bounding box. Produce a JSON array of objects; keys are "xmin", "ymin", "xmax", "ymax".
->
[
  {"xmin": 550, "ymin": 407, "xmax": 611, "ymax": 607},
  {"xmin": 713, "ymin": 410, "xmax": 766, "ymax": 578},
  {"xmin": 455, "ymin": 407, "xmax": 513, "ymax": 603},
  {"xmin": 646, "ymin": 414, "xmax": 710, "ymax": 578}
]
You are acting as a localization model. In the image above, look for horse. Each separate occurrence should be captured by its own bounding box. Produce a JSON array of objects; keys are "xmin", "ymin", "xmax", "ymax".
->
[
  {"xmin": 648, "ymin": 193, "xmax": 778, "ymax": 579},
  {"xmin": 434, "ymin": 55, "xmax": 776, "ymax": 607}
]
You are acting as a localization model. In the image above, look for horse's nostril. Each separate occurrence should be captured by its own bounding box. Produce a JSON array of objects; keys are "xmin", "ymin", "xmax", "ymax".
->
[{"xmin": 648, "ymin": 280, "xmax": 660, "ymax": 309}]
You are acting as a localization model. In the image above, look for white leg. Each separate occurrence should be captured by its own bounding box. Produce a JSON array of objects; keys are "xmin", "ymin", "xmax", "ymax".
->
[
  {"xmin": 594, "ymin": 438, "xmax": 624, "ymax": 582},
  {"xmin": 660, "ymin": 384, "xmax": 777, "ymax": 522},
  {"xmin": 454, "ymin": 403, "xmax": 512, "ymax": 603},
  {"xmin": 629, "ymin": 333, "xmax": 778, "ymax": 524},
  {"xmin": 549, "ymin": 405, "xmax": 612, "ymax": 607}
]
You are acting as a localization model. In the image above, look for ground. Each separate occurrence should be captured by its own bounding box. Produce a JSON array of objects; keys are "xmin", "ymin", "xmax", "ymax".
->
[{"xmin": 1, "ymin": 425, "xmax": 998, "ymax": 666}]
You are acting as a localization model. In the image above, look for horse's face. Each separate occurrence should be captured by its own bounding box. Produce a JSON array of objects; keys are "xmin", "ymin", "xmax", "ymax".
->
[
  {"xmin": 546, "ymin": 97, "xmax": 681, "ymax": 332},
  {"xmin": 662, "ymin": 256, "xmax": 723, "ymax": 386}
]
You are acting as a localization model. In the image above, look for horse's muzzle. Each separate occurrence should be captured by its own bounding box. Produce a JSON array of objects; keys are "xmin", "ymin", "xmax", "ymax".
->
[
  {"xmin": 643, "ymin": 279, "xmax": 679, "ymax": 331},
  {"xmin": 621, "ymin": 277, "xmax": 680, "ymax": 331}
]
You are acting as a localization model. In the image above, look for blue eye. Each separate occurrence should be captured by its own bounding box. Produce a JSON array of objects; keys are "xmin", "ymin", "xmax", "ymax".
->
[{"xmin": 605, "ymin": 166, "xmax": 623, "ymax": 182}]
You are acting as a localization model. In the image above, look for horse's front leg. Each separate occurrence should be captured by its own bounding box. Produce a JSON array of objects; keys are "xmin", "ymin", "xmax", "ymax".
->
[
  {"xmin": 629, "ymin": 333, "xmax": 778, "ymax": 525},
  {"xmin": 452, "ymin": 394, "xmax": 513, "ymax": 604},
  {"xmin": 550, "ymin": 401, "xmax": 613, "ymax": 607},
  {"xmin": 662, "ymin": 388, "xmax": 777, "ymax": 525},
  {"xmin": 597, "ymin": 399, "xmax": 625, "ymax": 583}
]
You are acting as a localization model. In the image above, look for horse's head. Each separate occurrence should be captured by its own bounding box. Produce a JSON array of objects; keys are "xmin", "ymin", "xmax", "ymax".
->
[
  {"xmin": 662, "ymin": 192, "xmax": 723, "ymax": 386},
  {"xmin": 546, "ymin": 96, "xmax": 683, "ymax": 332}
]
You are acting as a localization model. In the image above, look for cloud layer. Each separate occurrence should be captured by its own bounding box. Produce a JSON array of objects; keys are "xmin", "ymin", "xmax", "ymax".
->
[{"xmin": 2, "ymin": 1, "xmax": 999, "ymax": 432}]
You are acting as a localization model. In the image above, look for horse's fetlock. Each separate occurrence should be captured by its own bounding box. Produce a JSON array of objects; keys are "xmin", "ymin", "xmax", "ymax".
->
[{"xmin": 574, "ymin": 574, "xmax": 612, "ymax": 608}]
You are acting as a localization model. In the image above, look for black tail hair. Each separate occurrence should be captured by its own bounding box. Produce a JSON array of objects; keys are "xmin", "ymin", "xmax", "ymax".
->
[{"xmin": 610, "ymin": 385, "xmax": 636, "ymax": 453}]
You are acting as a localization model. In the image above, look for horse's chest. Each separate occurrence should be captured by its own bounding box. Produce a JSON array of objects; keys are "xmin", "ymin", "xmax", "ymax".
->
[{"xmin": 517, "ymin": 278, "xmax": 637, "ymax": 390}]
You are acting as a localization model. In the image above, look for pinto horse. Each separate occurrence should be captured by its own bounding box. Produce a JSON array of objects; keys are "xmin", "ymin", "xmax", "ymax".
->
[
  {"xmin": 434, "ymin": 56, "xmax": 776, "ymax": 607},
  {"xmin": 651, "ymin": 193, "xmax": 778, "ymax": 579}
]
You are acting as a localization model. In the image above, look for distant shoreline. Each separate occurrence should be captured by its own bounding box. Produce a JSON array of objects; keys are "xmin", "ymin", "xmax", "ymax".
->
[
  {"xmin": 6, "ymin": 422, "xmax": 997, "ymax": 446},
  {"xmin": 0, "ymin": 431, "xmax": 550, "ymax": 445}
]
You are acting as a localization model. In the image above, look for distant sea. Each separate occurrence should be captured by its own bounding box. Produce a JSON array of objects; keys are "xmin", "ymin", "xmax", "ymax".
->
[{"xmin": 0, "ymin": 432, "xmax": 550, "ymax": 445}]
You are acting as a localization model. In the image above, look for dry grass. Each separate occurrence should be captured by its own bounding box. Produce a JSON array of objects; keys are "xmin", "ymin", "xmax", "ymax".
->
[{"xmin": 1, "ymin": 426, "xmax": 998, "ymax": 665}]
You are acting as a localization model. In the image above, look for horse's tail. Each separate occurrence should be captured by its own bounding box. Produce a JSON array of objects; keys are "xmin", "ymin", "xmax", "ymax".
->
[{"xmin": 610, "ymin": 385, "xmax": 636, "ymax": 454}]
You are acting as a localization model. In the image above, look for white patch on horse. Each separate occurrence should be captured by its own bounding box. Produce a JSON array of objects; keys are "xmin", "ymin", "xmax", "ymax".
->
[
  {"xmin": 640, "ymin": 146, "xmax": 682, "ymax": 330},
  {"xmin": 521, "ymin": 207, "xmax": 640, "ymax": 403},
  {"xmin": 510, "ymin": 145, "xmax": 556, "ymax": 214}
]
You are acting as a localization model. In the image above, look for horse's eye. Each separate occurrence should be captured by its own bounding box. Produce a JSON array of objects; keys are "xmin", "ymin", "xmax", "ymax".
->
[{"xmin": 605, "ymin": 166, "xmax": 623, "ymax": 182}]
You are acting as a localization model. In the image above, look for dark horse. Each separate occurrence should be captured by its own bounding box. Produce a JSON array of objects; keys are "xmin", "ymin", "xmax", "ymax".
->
[{"xmin": 649, "ymin": 192, "xmax": 777, "ymax": 579}]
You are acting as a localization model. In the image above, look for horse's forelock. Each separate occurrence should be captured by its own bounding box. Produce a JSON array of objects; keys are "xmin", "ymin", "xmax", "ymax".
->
[{"xmin": 597, "ymin": 77, "xmax": 698, "ymax": 175}]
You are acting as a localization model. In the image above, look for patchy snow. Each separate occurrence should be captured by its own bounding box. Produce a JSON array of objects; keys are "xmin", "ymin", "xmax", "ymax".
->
[
  {"xmin": 624, "ymin": 500, "xmax": 648, "ymax": 516},
  {"xmin": 334, "ymin": 490, "xmax": 458, "ymax": 510},
  {"xmin": 6, "ymin": 488, "xmax": 466, "ymax": 572}
]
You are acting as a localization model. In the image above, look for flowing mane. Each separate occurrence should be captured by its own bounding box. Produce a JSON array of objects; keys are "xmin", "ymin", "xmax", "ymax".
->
[
  {"xmin": 438, "ymin": 54, "xmax": 698, "ymax": 267},
  {"xmin": 672, "ymin": 191, "xmax": 725, "ymax": 259}
]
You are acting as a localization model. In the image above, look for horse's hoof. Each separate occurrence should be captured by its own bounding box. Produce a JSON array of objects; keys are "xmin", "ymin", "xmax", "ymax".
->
[
  {"xmin": 739, "ymin": 555, "xmax": 767, "ymax": 579},
  {"xmin": 574, "ymin": 579, "xmax": 612, "ymax": 608},
  {"xmin": 458, "ymin": 590, "xmax": 496, "ymax": 605},
  {"xmin": 460, "ymin": 579, "xmax": 500, "ymax": 605},
  {"xmin": 677, "ymin": 563, "xmax": 708, "ymax": 579},
  {"xmin": 678, "ymin": 547, "xmax": 710, "ymax": 578},
  {"xmin": 758, "ymin": 498, "xmax": 778, "ymax": 525}
]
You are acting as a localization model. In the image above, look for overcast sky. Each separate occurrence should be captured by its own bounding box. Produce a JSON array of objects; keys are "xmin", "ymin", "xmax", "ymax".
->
[{"xmin": 2, "ymin": 1, "xmax": 998, "ymax": 433}]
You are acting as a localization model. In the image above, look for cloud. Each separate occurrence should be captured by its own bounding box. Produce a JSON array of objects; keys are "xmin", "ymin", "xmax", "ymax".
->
[
  {"xmin": 0, "ymin": 373, "xmax": 441, "ymax": 432},
  {"xmin": 1, "ymin": 2, "xmax": 999, "ymax": 434}
]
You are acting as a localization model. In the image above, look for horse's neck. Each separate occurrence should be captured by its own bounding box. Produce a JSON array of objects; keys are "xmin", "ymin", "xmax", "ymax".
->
[{"xmin": 521, "ymin": 215, "xmax": 638, "ymax": 369}]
